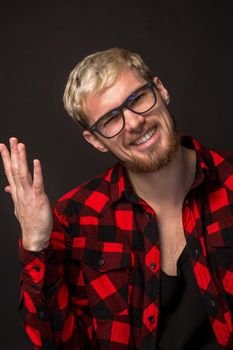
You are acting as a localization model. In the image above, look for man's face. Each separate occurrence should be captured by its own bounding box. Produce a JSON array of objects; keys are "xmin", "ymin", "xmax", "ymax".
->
[{"xmin": 83, "ymin": 69, "xmax": 181, "ymax": 173}]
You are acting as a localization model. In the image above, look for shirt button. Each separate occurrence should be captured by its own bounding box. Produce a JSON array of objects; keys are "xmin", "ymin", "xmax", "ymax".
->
[
  {"xmin": 149, "ymin": 262, "xmax": 156, "ymax": 270},
  {"xmin": 98, "ymin": 259, "xmax": 105, "ymax": 266},
  {"xmin": 194, "ymin": 248, "xmax": 199, "ymax": 255},
  {"xmin": 32, "ymin": 265, "xmax": 41, "ymax": 272},
  {"xmin": 146, "ymin": 212, "xmax": 152, "ymax": 218},
  {"xmin": 210, "ymin": 299, "xmax": 215, "ymax": 308},
  {"xmin": 148, "ymin": 316, "xmax": 154, "ymax": 323}
]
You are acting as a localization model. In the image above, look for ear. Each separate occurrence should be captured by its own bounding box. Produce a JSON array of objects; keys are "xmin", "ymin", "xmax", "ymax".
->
[
  {"xmin": 153, "ymin": 77, "xmax": 170, "ymax": 105},
  {"xmin": 83, "ymin": 130, "xmax": 108, "ymax": 152}
]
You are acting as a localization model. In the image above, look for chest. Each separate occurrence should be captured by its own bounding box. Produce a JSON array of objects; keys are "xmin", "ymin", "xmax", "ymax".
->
[{"xmin": 156, "ymin": 211, "xmax": 186, "ymax": 276}]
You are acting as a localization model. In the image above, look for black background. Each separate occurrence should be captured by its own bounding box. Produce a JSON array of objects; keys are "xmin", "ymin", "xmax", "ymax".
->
[{"xmin": 0, "ymin": 1, "xmax": 233, "ymax": 348}]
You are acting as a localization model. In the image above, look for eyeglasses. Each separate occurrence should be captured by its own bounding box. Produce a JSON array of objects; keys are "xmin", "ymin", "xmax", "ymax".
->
[{"xmin": 88, "ymin": 80, "xmax": 157, "ymax": 139}]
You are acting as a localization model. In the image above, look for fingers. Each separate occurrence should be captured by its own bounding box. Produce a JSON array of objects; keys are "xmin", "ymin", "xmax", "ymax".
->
[
  {"xmin": 0, "ymin": 138, "xmax": 33, "ymax": 194},
  {"xmin": 5, "ymin": 185, "xmax": 11, "ymax": 193},
  {"xmin": 9, "ymin": 137, "xmax": 22, "ymax": 189},
  {"xmin": 17, "ymin": 143, "xmax": 33, "ymax": 190},
  {"xmin": 0, "ymin": 142, "xmax": 16, "ymax": 191},
  {"xmin": 33, "ymin": 159, "xmax": 45, "ymax": 194}
]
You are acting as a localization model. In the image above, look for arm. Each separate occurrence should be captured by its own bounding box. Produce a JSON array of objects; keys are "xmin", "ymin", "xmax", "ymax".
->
[
  {"xmin": 0, "ymin": 138, "xmax": 97, "ymax": 349},
  {"xmin": 19, "ymin": 206, "xmax": 96, "ymax": 349}
]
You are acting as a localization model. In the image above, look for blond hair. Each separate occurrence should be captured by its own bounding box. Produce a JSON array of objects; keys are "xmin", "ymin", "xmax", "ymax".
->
[{"xmin": 63, "ymin": 47, "xmax": 152, "ymax": 127}]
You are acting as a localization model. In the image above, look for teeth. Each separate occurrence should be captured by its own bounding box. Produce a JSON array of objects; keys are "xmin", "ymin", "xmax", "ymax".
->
[{"xmin": 133, "ymin": 127, "xmax": 157, "ymax": 145}]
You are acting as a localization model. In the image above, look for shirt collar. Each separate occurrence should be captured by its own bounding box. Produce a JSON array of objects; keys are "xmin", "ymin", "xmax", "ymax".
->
[
  {"xmin": 182, "ymin": 135, "xmax": 217, "ymax": 189},
  {"xmin": 107, "ymin": 135, "xmax": 220, "ymax": 204}
]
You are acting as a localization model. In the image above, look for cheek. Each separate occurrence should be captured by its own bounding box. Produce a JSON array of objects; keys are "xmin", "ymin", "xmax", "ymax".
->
[
  {"xmin": 110, "ymin": 144, "xmax": 124, "ymax": 156},
  {"xmin": 107, "ymin": 141, "xmax": 131, "ymax": 159},
  {"xmin": 104, "ymin": 132, "xmax": 135, "ymax": 158},
  {"xmin": 159, "ymin": 109, "xmax": 173, "ymax": 129}
]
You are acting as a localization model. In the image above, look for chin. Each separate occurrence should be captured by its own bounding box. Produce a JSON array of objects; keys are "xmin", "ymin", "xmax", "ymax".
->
[{"xmin": 123, "ymin": 129, "xmax": 182, "ymax": 174}]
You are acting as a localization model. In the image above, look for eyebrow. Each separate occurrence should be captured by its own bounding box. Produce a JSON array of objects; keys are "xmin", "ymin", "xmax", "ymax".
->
[{"xmin": 100, "ymin": 82, "xmax": 147, "ymax": 117}]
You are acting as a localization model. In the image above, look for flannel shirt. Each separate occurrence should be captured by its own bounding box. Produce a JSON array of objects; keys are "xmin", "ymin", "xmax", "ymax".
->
[{"xmin": 19, "ymin": 135, "xmax": 233, "ymax": 349}]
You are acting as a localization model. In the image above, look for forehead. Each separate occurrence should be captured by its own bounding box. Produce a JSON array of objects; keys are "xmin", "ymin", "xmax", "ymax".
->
[{"xmin": 83, "ymin": 69, "xmax": 147, "ymax": 125}]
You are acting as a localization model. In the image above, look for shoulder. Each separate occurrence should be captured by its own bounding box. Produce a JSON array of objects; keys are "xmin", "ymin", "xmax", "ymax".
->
[
  {"xmin": 54, "ymin": 165, "xmax": 115, "ymax": 217},
  {"xmin": 208, "ymin": 146, "xmax": 233, "ymax": 190}
]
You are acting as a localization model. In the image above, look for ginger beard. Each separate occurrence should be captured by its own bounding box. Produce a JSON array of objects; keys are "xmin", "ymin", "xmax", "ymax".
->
[
  {"xmin": 106, "ymin": 126, "xmax": 182, "ymax": 173},
  {"xmin": 124, "ymin": 127, "xmax": 182, "ymax": 173}
]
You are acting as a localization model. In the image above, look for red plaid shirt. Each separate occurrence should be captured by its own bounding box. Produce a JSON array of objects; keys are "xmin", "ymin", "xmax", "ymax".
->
[{"xmin": 19, "ymin": 135, "xmax": 233, "ymax": 349}]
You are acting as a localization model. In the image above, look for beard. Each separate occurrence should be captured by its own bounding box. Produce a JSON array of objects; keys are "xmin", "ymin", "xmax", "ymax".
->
[{"xmin": 119, "ymin": 126, "xmax": 182, "ymax": 174}]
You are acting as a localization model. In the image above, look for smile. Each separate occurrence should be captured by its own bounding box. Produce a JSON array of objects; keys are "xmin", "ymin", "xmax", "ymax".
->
[{"xmin": 131, "ymin": 126, "xmax": 157, "ymax": 145}]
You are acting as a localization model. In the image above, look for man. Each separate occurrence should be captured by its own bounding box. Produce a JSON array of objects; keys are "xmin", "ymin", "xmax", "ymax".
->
[{"xmin": 0, "ymin": 48, "xmax": 232, "ymax": 349}]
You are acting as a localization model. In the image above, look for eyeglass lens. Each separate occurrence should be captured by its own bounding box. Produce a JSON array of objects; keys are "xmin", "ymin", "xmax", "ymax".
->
[{"xmin": 97, "ymin": 83, "xmax": 156, "ymax": 138}]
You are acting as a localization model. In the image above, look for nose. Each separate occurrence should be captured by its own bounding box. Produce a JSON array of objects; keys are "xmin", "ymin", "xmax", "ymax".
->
[{"xmin": 123, "ymin": 109, "xmax": 145, "ymax": 133}]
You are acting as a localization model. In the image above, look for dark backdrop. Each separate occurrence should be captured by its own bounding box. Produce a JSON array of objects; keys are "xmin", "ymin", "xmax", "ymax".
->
[{"xmin": 0, "ymin": 1, "xmax": 233, "ymax": 348}]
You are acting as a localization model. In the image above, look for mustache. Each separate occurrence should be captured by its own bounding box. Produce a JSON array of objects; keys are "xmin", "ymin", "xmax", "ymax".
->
[{"xmin": 128, "ymin": 122, "xmax": 159, "ymax": 144}]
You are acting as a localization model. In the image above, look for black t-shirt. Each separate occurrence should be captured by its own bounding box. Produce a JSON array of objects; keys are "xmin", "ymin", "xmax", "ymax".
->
[{"xmin": 156, "ymin": 244, "xmax": 220, "ymax": 350}]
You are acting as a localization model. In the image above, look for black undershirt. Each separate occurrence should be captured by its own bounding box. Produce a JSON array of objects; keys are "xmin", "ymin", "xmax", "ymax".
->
[{"xmin": 156, "ymin": 244, "xmax": 220, "ymax": 350}]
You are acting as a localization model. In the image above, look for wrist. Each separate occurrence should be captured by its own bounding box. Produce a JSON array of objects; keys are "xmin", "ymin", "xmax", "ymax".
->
[{"xmin": 22, "ymin": 237, "xmax": 50, "ymax": 252}]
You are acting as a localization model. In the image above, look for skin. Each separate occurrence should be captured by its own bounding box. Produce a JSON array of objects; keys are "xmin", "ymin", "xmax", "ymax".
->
[
  {"xmin": 0, "ymin": 140, "xmax": 52, "ymax": 251},
  {"xmin": 0, "ymin": 68, "xmax": 196, "ymax": 251},
  {"xmin": 83, "ymin": 69, "xmax": 196, "ymax": 212}
]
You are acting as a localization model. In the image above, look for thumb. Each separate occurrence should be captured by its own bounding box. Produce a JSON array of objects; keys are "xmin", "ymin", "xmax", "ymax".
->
[{"xmin": 5, "ymin": 186, "xmax": 11, "ymax": 193}]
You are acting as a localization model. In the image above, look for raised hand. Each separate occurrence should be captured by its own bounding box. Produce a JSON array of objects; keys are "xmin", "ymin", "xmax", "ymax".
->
[{"xmin": 0, "ymin": 137, "xmax": 53, "ymax": 251}]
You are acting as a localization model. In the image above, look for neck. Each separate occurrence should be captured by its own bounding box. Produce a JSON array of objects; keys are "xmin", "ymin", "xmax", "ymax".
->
[{"xmin": 127, "ymin": 145, "xmax": 196, "ymax": 211}]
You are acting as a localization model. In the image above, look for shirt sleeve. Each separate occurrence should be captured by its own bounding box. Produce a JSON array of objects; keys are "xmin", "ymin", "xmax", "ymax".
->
[{"xmin": 18, "ymin": 200, "xmax": 97, "ymax": 349}]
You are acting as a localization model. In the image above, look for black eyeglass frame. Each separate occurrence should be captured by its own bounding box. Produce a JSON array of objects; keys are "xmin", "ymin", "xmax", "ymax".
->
[{"xmin": 88, "ymin": 80, "xmax": 157, "ymax": 139}]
